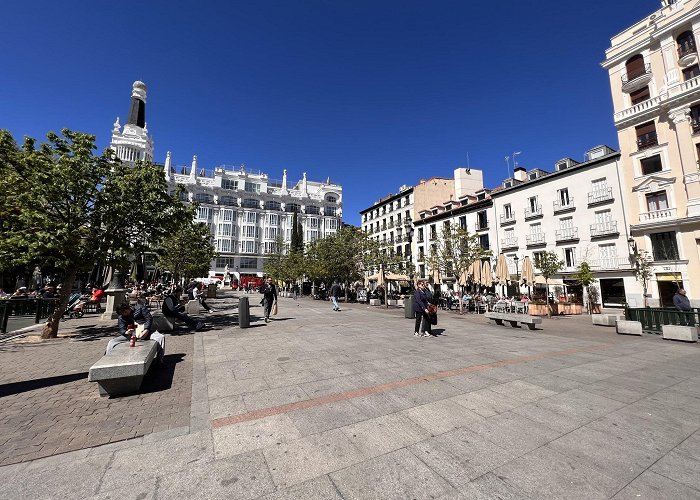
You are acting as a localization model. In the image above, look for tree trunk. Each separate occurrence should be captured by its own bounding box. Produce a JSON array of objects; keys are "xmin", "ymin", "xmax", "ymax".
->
[
  {"xmin": 41, "ymin": 266, "xmax": 78, "ymax": 339},
  {"xmin": 545, "ymin": 282, "xmax": 551, "ymax": 318}
]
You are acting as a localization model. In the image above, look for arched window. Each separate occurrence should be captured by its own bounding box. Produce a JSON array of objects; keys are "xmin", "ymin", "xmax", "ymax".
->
[
  {"xmin": 194, "ymin": 193, "xmax": 213, "ymax": 204},
  {"xmin": 242, "ymin": 198, "xmax": 260, "ymax": 209},
  {"xmin": 325, "ymin": 194, "xmax": 337, "ymax": 203},
  {"xmin": 624, "ymin": 54, "xmax": 647, "ymax": 82},
  {"xmin": 677, "ymin": 31, "xmax": 697, "ymax": 59},
  {"xmin": 264, "ymin": 200, "xmax": 281, "ymax": 211},
  {"xmin": 286, "ymin": 203, "xmax": 300, "ymax": 213},
  {"xmin": 219, "ymin": 195, "xmax": 238, "ymax": 206},
  {"xmin": 306, "ymin": 205, "xmax": 320, "ymax": 215}
]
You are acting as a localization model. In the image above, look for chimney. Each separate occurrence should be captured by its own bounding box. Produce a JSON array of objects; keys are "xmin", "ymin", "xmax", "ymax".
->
[{"xmin": 513, "ymin": 167, "xmax": 527, "ymax": 182}]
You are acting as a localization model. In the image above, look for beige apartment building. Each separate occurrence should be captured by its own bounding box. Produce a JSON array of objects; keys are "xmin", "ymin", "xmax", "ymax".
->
[{"xmin": 603, "ymin": 0, "xmax": 700, "ymax": 306}]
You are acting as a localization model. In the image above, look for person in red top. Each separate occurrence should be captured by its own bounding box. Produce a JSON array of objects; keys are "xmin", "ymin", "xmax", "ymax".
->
[{"xmin": 91, "ymin": 287, "xmax": 105, "ymax": 302}]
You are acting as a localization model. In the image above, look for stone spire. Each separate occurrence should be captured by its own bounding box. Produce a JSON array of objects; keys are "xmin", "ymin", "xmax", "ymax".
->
[
  {"xmin": 302, "ymin": 172, "xmax": 308, "ymax": 196},
  {"xmin": 127, "ymin": 81, "xmax": 147, "ymax": 128},
  {"xmin": 281, "ymin": 169, "xmax": 288, "ymax": 194},
  {"xmin": 190, "ymin": 155, "xmax": 198, "ymax": 180},
  {"xmin": 164, "ymin": 151, "xmax": 172, "ymax": 181}
]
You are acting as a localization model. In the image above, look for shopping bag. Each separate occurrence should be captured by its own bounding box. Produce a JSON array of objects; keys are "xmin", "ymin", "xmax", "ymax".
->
[
  {"xmin": 429, "ymin": 313, "xmax": 438, "ymax": 325},
  {"xmin": 272, "ymin": 302, "xmax": 278, "ymax": 316}
]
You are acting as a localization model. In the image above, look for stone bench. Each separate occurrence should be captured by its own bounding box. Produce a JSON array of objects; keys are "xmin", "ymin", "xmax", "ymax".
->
[
  {"xmin": 592, "ymin": 314, "xmax": 623, "ymax": 327},
  {"xmin": 185, "ymin": 300, "xmax": 201, "ymax": 315},
  {"xmin": 662, "ymin": 325, "xmax": 698, "ymax": 342},
  {"xmin": 369, "ymin": 299, "xmax": 381, "ymax": 306},
  {"xmin": 88, "ymin": 340, "xmax": 158, "ymax": 397},
  {"xmin": 485, "ymin": 312, "xmax": 542, "ymax": 330},
  {"xmin": 616, "ymin": 319, "xmax": 643, "ymax": 336},
  {"xmin": 152, "ymin": 315, "xmax": 175, "ymax": 332}
]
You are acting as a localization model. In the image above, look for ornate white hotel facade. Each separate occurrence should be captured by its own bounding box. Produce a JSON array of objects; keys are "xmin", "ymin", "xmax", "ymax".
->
[{"xmin": 110, "ymin": 81, "xmax": 342, "ymax": 279}]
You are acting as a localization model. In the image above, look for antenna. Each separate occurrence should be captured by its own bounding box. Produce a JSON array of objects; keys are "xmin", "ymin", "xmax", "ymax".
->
[
  {"xmin": 504, "ymin": 156, "xmax": 511, "ymax": 178},
  {"xmin": 466, "ymin": 152, "xmax": 470, "ymax": 169},
  {"xmin": 512, "ymin": 151, "xmax": 522, "ymax": 168}
]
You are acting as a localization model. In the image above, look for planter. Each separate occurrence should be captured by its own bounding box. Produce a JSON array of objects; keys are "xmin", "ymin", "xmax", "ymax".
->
[
  {"xmin": 387, "ymin": 299, "xmax": 398, "ymax": 306},
  {"xmin": 528, "ymin": 303, "xmax": 549, "ymax": 316},
  {"xmin": 553, "ymin": 303, "xmax": 583, "ymax": 315}
]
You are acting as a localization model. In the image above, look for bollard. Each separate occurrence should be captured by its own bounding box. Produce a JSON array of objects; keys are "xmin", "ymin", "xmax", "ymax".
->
[
  {"xmin": 239, "ymin": 296, "xmax": 250, "ymax": 328},
  {"xmin": 405, "ymin": 299, "xmax": 415, "ymax": 319}
]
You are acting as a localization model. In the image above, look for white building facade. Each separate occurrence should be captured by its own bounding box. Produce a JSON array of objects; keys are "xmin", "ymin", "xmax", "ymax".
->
[{"xmin": 489, "ymin": 146, "xmax": 643, "ymax": 307}]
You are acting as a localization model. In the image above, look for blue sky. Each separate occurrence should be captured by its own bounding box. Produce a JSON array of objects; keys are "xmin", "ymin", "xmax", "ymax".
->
[{"xmin": 2, "ymin": 0, "xmax": 660, "ymax": 224}]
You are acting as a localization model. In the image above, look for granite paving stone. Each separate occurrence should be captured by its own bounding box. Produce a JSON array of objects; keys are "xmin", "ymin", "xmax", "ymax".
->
[
  {"xmin": 339, "ymin": 411, "xmax": 431, "ymax": 458},
  {"xmin": 611, "ymin": 470, "xmax": 700, "ymax": 499},
  {"xmin": 212, "ymin": 414, "xmax": 302, "ymax": 459},
  {"xmin": 255, "ymin": 475, "xmax": 344, "ymax": 500}
]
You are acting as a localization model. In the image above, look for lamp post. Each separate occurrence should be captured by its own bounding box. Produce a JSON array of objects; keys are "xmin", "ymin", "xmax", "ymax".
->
[{"xmin": 513, "ymin": 255, "xmax": 520, "ymax": 297}]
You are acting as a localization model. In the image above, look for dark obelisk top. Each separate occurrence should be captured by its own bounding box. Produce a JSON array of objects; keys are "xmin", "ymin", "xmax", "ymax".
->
[{"xmin": 127, "ymin": 81, "xmax": 147, "ymax": 128}]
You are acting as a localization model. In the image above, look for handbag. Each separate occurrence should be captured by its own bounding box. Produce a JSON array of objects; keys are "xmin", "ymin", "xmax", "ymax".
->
[
  {"xmin": 427, "ymin": 303, "xmax": 438, "ymax": 315},
  {"xmin": 429, "ymin": 312, "xmax": 438, "ymax": 325},
  {"xmin": 272, "ymin": 302, "xmax": 278, "ymax": 316}
]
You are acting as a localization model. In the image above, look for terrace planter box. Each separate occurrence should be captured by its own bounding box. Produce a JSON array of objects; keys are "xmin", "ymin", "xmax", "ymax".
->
[
  {"xmin": 528, "ymin": 303, "xmax": 549, "ymax": 316},
  {"xmin": 387, "ymin": 299, "xmax": 398, "ymax": 306},
  {"xmin": 553, "ymin": 303, "xmax": 582, "ymax": 315}
]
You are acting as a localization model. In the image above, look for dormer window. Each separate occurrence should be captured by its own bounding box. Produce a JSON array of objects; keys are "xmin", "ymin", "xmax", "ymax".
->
[
  {"xmin": 504, "ymin": 181, "xmax": 512, "ymax": 188},
  {"xmin": 477, "ymin": 192, "xmax": 486, "ymax": 200}
]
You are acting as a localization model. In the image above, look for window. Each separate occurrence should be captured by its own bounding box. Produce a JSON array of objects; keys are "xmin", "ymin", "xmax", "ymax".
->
[
  {"xmin": 558, "ymin": 188, "xmax": 571, "ymax": 206},
  {"xmin": 504, "ymin": 204, "xmax": 513, "ymax": 219},
  {"xmin": 244, "ymin": 182, "xmax": 260, "ymax": 193},
  {"xmin": 598, "ymin": 244, "xmax": 617, "ymax": 268},
  {"xmin": 217, "ymin": 239, "xmax": 231, "ymax": 252},
  {"xmin": 645, "ymin": 190, "xmax": 668, "ymax": 212},
  {"xmin": 240, "ymin": 241, "xmax": 258, "ymax": 254},
  {"xmin": 264, "ymin": 200, "xmax": 281, "ymax": 211},
  {"xmin": 178, "ymin": 190, "xmax": 189, "ymax": 201},
  {"xmin": 683, "ymin": 64, "xmax": 700, "ymax": 81},
  {"xmin": 309, "ymin": 217, "xmax": 319, "ymax": 229},
  {"xmin": 636, "ymin": 121, "xmax": 658, "ymax": 150},
  {"xmin": 221, "ymin": 179, "xmax": 237, "ymax": 190},
  {"xmin": 239, "ymin": 257, "xmax": 257, "ymax": 269},
  {"xmin": 197, "ymin": 207, "xmax": 210, "ymax": 220},
  {"xmin": 691, "ymin": 104, "xmax": 700, "ymax": 133},
  {"xmin": 419, "ymin": 264, "xmax": 425, "ymax": 278},
  {"xmin": 533, "ymin": 251, "xmax": 545, "ymax": 268},
  {"xmin": 306, "ymin": 205, "xmax": 320, "ymax": 215},
  {"xmin": 479, "ymin": 234, "xmax": 489, "ymax": 250},
  {"xmin": 417, "ymin": 228, "xmax": 424, "ymax": 242},
  {"xmin": 242, "ymin": 225, "xmax": 259, "ymax": 238},
  {"xmin": 326, "ymin": 195, "xmax": 337, "ymax": 203},
  {"xmin": 559, "ymin": 217, "xmax": 574, "ymax": 230},
  {"xmin": 429, "ymin": 224, "xmax": 437, "ymax": 240},
  {"xmin": 219, "ymin": 224, "xmax": 232, "ymax": 237},
  {"xmin": 220, "ymin": 195, "xmax": 237, "ymax": 206},
  {"xmin": 459, "ymin": 216, "xmax": 466, "ymax": 230},
  {"xmin": 325, "ymin": 206, "xmax": 337, "ymax": 216},
  {"xmin": 630, "ymin": 85, "xmax": 650, "ymax": 105},
  {"xmin": 244, "ymin": 212, "xmax": 258, "ymax": 224},
  {"xmin": 677, "ymin": 30, "xmax": 697, "ymax": 59},
  {"xmin": 286, "ymin": 203, "xmax": 300, "ymax": 213},
  {"xmin": 530, "ymin": 223, "xmax": 541, "ymax": 235},
  {"xmin": 477, "ymin": 210, "xmax": 488, "ymax": 229},
  {"xmin": 222, "ymin": 210, "xmax": 234, "ymax": 222},
  {"xmin": 418, "ymin": 246, "xmax": 424, "ymax": 260},
  {"xmin": 640, "ymin": 155, "xmax": 663, "ymax": 175},
  {"xmin": 564, "ymin": 248, "xmax": 576, "ymax": 268},
  {"xmin": 504, "ymin": 228, "xmax": 515, "ymax": 241},
  {"xmin": 267, "ymin": 213, "xmax": 279, "ymax": 225},
  {"xmin": 624, "ymin": 54, "xmax": 647, "ymax": 82},
  {"xmin": 195, "ymin": 193, "xmax": 213, "ymax": 204},
  {"xmin": 242, "ymin": 198, "xmax": 260, "ymax": 209},
  {"xmin": 528, "ymin": 196, "xmax": 538, "ymax": 212},
  {"xmin": 264, "ymin": 227, "xmax": 278, "ymax": 239},
  {"xmin": 327, "ymin": 219, "xmax": 338, "ymax": 230},
  {"xmin": 650, "ymin": 232, "xmax": 679, "ymax": 260},
  {"xmin": 215, "ymin": 257, "xmax": 235, "ymax": 268},
  {"xmin": 306, "ymin": 230, "xmax": 319, "ymax": 242}
]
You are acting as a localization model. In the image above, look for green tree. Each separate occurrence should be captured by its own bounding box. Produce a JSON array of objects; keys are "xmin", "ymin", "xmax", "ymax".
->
[
  {"xmin": 0, "ymin": 129, "xmax": 187, "ymax": 338},
  {"xmin": 574, "ymin": 261, "xmax": 597, "ymax": 314},
  {"xmin": 157, "ymin": 220, "xmax": 217, "ymax": 283},
  {"xmin": 537, "ymin": 251, "xmax": 565, "ymax": 317},
  {"xmin": 633, "ymin": 249, "xmax": 653, "ymax": 308},
  {"xmin": 360, "ymin": 237, "xmax": 405, "ymax": 308},
  {"xmin": 424, "ymin": 223, "xmax": 491, "ymax": 313},
  {"xmin": 290, "ymin": 211, "xmax": 304, "ymax": 253}
]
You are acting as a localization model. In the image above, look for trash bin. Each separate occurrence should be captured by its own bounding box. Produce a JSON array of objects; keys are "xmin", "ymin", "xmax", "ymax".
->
[
  {"xmin": 239, "ymin": 296, "xmax": 250, "ymax": 328},
  {"xmin": 207, "ymin": 283, "xmax": 217, "ymax": 298},
  {"xmin": 405, "ymin": 299, "xmax": 415, "ymax": 319}
]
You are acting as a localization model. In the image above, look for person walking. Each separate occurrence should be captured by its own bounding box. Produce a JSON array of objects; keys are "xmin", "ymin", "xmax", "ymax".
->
[
  {"xmin": 330, "ymin": 281, "xmax": 342, "ymax": 311},
  {"xmin": 260, "ymin": 276, "xmax": 278, "ymax": 323},
  {"xmin": 673, "ymin": 288, "xmax": 692, "ymax": 312},
  {"xmin": 413, "ymin": 280, "xmax": 435, "ymax": 337}
]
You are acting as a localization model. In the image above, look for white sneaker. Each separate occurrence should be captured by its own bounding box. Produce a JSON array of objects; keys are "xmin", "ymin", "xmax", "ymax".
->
[{"xmin": 413, "ymin": 332, "xmax": 420, "ymax": 336}]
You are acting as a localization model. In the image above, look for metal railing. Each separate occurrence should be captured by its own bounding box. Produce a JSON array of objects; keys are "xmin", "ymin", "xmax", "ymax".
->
[
  {"xmin": 678, "ymin": 40, "xmax": 697, "ymax": 59},
  {"xmin": 625, "ymin": 307, "xmax": 700, "ymax": 334},
  {"xmin": 588, "ymin": 188, "xmax": 614, "ymax": 205},
  {"xmin": 524, "ymin": 205, "xmax": 542, "ymax": 219},
  {"xmin": 622, "ymin": 63, "xmax": 652, "ymax": 84},
  {"xmin": 1, "ymin": 298, "xmax": 59, "ymax": 334},
  {"xmin": 526, "ymin": 233, "xmax": 546, "ymax": 246},
  {"xmin": 474, "ymin": 221, "xmax": 489, "ymax": 231},
  {"xmin": 553, "ymin": 198, "xmax": 575, "ymax": 212},
  {"xmin": 637, "ymin": 132, "xmax": 658, "ymax": 150},
  {"xmin": 500, "ymin": 213, "xmax": 516, "ymax": 225},
  {"xmin": 501, "ymin": 237, "xmax": 518, "ymax": 249},
  {"xmin": 555, "ymin": 228, "xmax": 579, "ymax": 242},
  {"xmin": 590, "ymin": 221, "xmax": 619, "ymax": 237}
]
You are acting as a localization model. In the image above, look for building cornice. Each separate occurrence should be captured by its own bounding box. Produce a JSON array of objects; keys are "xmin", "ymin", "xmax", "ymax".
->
[
  {"xmin": 412, "ymin": 199, "xmax": 492, "ymax": 227},
  {"xmin": 360, "ymin": 187, "xmax": 414, "ymax": 214}
]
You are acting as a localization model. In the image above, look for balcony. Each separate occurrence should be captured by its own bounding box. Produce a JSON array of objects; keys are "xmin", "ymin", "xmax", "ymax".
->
[
  {"xmin": 639, "ymin": 207, "xmax": 677, "ymax": 224},
  {"xmin": 500, "ymin": 213, "xmax": 516, "ymax": 225},
  {"xmin": 637, "ymin": 131, "xmax": 658, "ymax": 151},
  {"xmin": 588, "ymin": 188, "xmax": 614, "ymax": 206},
  {"xmin": 621, "ymin": 63, "xmax": 653, "ymax": 93},
  {"xmin": 417, "ymin": 236, "xmax": 424, "ymax": 243},
  {"xmin": 553, "ymin": 198, "xmax": 575, "ymax": 213},
  {"xmin": 524, "ymin": 205, "xmax": 543, "ymax": 219},
  {"xmin": 387, "ymin": 221, "xmax": 395, "ymax": 229},
  {"xmin": 589, "ymin": 258, "xmax": 631, "ymax": 271},
  {"xmin": 590, "ymin": 221, "xmax": 619, "ymax": 238},
  {"xmin": 555, "ymin": 228, "xmax": 579, "ymax": 242},
  {"xmin": 526, "ymin": 233, "xmax": 546, "ymax": 246},
  {"xmin": 474, "ymin": 221, "xmax": 489, "ymax": 232},
  {"xmin": 678, "ymin": 40, "xmax": 698, "ymax": 67},
  {"xmin": 501, "ymin": 237, "xmax": 518, "ymax": 250},
  {"xmin": 404, "ymin": 217, "xmax": 413, "ymax": 226}
]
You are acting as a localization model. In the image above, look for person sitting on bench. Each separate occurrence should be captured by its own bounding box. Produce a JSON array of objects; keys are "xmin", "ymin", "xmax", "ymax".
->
[
  {"xmin": 107, "ymin": 303, "xmax": 166, "ymax": 364},
  {"xmin": 163, "ymin": 287, "xmax": 205, "ymax": 331}
]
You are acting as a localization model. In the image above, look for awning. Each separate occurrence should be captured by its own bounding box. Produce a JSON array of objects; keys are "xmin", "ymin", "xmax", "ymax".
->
[{"xmin": 534, "ymin": 276, "xmax": 564, "ymax": 285}]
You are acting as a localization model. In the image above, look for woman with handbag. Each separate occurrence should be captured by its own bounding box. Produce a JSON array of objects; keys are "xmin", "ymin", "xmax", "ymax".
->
[{"xmin": 413, "ymin": 280, "xmax": 436, "ymax": 337}]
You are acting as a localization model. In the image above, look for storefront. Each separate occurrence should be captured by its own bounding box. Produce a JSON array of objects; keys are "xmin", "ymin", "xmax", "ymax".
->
[{"xmin": 599, "ymin": 278, "xmax": 626, "ymax": 307}]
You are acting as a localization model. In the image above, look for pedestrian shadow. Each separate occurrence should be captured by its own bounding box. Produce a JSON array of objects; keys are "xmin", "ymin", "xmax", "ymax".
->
[
  {"xmin": 0, "ymin": 372, "xmax": 89, "ymax": 398},
  {"xmin": 432, "ymin": 328, "xmax": 446, "ymax": 336}
]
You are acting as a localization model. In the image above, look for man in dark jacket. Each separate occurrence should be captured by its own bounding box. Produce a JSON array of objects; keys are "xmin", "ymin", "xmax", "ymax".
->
[
  {"xmin": 330, "ymin": 281, "xmax": 342, "ymax": 311},
  {"xmin": 163, "ymin": 287, "xmax": 204, "ymax": 331},
  {"xmin": 413, "ymin": 280, "xmax": 435, "ymax": 337},
  {"xmin": 107, "ymin": 302, "xmax": 166, "ymax": 363},
  {"xmin": 260, "ymin": 277, "xmax": 277, "ymax": 323},
  {"xmin": 673, "ymin": 288, "xmax": 692, "ymax": 312}
]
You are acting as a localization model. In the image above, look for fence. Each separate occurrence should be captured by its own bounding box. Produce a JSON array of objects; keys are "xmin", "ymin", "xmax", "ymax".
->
[
  {"xmin": 624, "ymin": 307, "xmax": 700, "ymax": 334},
  {"xmin": 0, "ymin": 299, "xmax": 58, "ymax": 334}
]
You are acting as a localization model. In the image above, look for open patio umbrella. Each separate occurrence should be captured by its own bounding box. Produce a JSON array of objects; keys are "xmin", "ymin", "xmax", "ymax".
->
[
  {"xmin": 481, "ymin": 260, "xmax": 493, "ymax": 288},
  {"xmin": 495, "ymin": 254, "xmax": 510, "ymax": 297}
]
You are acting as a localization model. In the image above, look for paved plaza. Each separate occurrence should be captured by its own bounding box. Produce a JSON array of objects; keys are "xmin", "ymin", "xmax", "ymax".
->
[{"xmin": 1, "ymin": 290, "xmax": 700, "ymax": 499}]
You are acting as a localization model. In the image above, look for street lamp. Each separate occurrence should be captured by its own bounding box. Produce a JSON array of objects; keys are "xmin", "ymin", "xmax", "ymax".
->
[{"xmin": 513, "ymin": 255, "xmax": 520, "ymax": 296}]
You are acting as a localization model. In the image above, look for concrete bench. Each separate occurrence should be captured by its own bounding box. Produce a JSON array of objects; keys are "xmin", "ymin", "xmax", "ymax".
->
[
  {"xmin": 185, "ymin": 300, "xmax": 201, "ymax": 315},
  {"xmin": 88, "ymin": 340, "xmax": 158, "ymax": 397},
  {"xmin": 592, "ymin": 314, "xmax": 623, "ymax": 327},
  {"xmin": 152, "ymin": 315, "xmax": 175, "ymax": 332},
  {"xmin": 369, "ymin": 299, "xmax": 381, "ymax": 306},
  {"xmin": 485, "ymin": 312, "xmax": 542, "ymax": 330},
  {"xmin": 662, "ymin": 325, "xmax": 698, "ymax": 342},
  {"xmin": 616, "ymin": 319, "xmax": 643, "ymax": 336}
]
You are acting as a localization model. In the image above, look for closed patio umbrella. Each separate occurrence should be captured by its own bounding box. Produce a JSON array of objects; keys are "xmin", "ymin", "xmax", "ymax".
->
[
  {"xmin": 481, "ymin": 260, "xmax": 493, "ymax": 288},
  {"xmin": 521, "ymin": 256, "xmax": 535, "ymax": 286},
  {"xmin": 470, "ymin": 260, "xmax": 481, "ymax": 286},
  {"xmin": 495, "ymin": 254, "xmax": 510, "ymax": 296}
]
